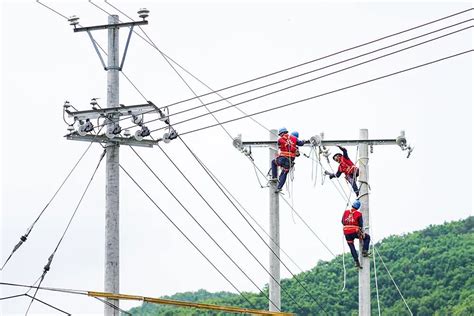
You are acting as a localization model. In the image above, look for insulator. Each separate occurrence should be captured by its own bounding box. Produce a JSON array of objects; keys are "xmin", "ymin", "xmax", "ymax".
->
[
  {"xmin": 131, "ymin": 114, "xmax": 143, "ymax": 126},
  {"xmin": 310, "ymin": 135, "xmax": 322, "ymax": 147},
  {"xmin": 138, "ymin": 8, "xmax": 149, "ymax": 20},
  {"xmin": 68, "ymin": 16, "xmax": 80, "ymax": 26}
]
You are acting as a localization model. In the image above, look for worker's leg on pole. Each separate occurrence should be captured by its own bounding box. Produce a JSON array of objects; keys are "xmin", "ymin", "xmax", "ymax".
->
[
  {"xmin": 271, "ymin": 158, "xmax": 278, "ymax": 180},
  {"xmin": 277, "ymin": 169, "xmax": 288, "ymax": 190},
  {"xmin": 345, "ymin": 234, "xmax": 359, "ymax": 262},
  {"xmin": 347, "ymin": 174, "xmax": 360, "ymax": 196},
  {"xmin": 362, "ymin": 233, "xmax": 371, "ymax": 252}
]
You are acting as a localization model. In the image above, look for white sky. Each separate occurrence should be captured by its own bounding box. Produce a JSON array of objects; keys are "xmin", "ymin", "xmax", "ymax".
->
[{"xmin": 1, "ymin": 0, "xmax": 472, "ymax": 315}]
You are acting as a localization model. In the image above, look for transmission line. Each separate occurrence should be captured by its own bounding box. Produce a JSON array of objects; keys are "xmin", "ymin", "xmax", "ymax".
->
[
  {"xmin": 1, "ymin": 140, "xmax": 97, "ymax": 271},
  {"xmin": 148, "ymin": 25, "xmax": 472, "ymax": 135},
  {"xmin": 104, "ymin": 3, "xmax": 473, "ymax": 111},
  {"xmin": 25, "ymin": 150, "xmax": 106, "ymax": 315},
  {"xmin": 178, "ymin": 49, "xmax": 472, "ymax": 137},
  {"xmin": 118, "ymin": 164, "xmax": 257, "ymax": 308},
  {"xmin": 128, "ymin": 146, "xmax": 279, "ymax": 309}
]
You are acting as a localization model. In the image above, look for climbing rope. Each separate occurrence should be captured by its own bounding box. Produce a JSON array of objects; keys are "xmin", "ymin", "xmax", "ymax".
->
[{"xmin": 374, "ymin": 246, "xmax": 413, "ymax": 316}]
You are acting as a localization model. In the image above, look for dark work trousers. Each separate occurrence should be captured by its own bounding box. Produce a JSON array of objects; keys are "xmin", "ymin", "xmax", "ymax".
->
[
  {"xmin": 271, "ymin": 156, "xmax": 294, "ymax": 190},
  {"xmin": 346, "ymin": 172, "xmax": 360, "ymax": 196},
  {"xmin": 345, "ymin": 232, "xmax": 371, "ymax": 263}
]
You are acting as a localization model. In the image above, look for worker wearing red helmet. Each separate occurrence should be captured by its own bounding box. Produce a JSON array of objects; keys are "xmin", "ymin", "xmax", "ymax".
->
[
  {"xmin": 326, "ymin": 145, "xmax": 360, "ymax": 196},
  {"xmin": 342, "ymin": 200, "xmax": 371, "ymax": 269},
  {"xmin": 271, "ymin": 127, "xmax": 304, "ymax": 193}
]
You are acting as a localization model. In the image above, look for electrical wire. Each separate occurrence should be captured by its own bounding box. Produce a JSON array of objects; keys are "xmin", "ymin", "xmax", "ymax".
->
[
  {"xmin": 177, "ymin": 136, "xmax": 328, "ymax": 313},
  {"xmin": 25, "ymin": 150, "xmax": 106, "ymax": 315},
  {"xmin": 148, "ymin": 25, "xmax": 473, "ymax": 135},
  {"xmin": 155, "ymin": 142, "xmax": 303, "ymax": 310},
  {"xmin": 107, "ymin": 4, "xmax": 473, "ymax": 110},
  {"xmin": 178, "ymin": 49, "xmax": 473, "ymax": 137},
  {"xmin": 1, "ymin": 140, "xmax": 96, "ymax": 271},
  {"xmin": 128, "ymin": 146, "xmax": 277, "ymax": 308},
  {"xmin": 119, "ymin": 164, "xmax": 257, "ymax": 308}
]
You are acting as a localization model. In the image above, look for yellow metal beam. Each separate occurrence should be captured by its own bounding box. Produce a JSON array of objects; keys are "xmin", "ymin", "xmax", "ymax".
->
[{"xmin": 88, "ymin": 290, "xmax": 293, "ymax": 315}]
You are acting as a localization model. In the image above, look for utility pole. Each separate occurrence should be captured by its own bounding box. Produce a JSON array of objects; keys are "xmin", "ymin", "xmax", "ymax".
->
[
  {"xmin": 233, "ymin": 130, "xmax": 412, "ymax": 314},
  {"xmin": 105, "ymin": 15, "xmax": 120, "ymax": 316},
  {"xmin": 268, "ymin": 129, "xmax": 281, "ymax": 311},
  {"xmin": 358, "ymin": 129, "xmax": 370, "ymax": 316},
  {"xmin": 63, "ymin": 10, "xmax": 167, "ymax": 316}
]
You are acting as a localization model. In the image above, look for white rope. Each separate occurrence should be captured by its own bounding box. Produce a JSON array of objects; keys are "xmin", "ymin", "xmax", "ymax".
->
[
  {"xmin": 374, "ymin": 246, "xmax": 413, "ymax": 316},
  {"xmin": 341, "ymin": 235, "xmax": 347, "ymax": 292},
  {"xmin": 373, "ymin": 244, "xmax": 382, "ymax": 316}
]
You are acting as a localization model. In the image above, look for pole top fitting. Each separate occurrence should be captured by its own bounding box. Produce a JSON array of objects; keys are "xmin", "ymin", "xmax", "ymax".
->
[
  {"xmin": 68, "ymin": 15, "xmax": 80, "ymax": 27},
  {"xmin": 138, "ymin": 8, "xmax": 150, "ymax": 20}
]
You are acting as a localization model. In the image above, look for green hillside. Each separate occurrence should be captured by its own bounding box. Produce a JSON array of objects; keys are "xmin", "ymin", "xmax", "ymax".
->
[{"xmin": 130, "ymin": 217, "xmax": 474, "ymax": 315}]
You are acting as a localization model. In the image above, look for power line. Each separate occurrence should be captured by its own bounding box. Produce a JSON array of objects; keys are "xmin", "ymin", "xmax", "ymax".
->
[
  {"xmin": 177, "ymin": 136, "xmax": 328, "ymax": 313},
  {"xmin": 154, "ymin": 143, "xmax": 305, "ymax": 310},
  {"xmin": 157, "ymin": 19, "xmax": 472, "ymax": 121},
  {"xmin": 25, "ymin": 150, "xmax": 106, "ymax": 315},
  {"xmin": 178, "ymin": 49, "xmax": 473, "ymax": 137},
  {"xmin": 149, "ymin": 25, "xmax": 472, "ymax": 135},
  {"xmin": 118, "ymin": 164, "xmax": 257, "ymax": 308},
  {"xmin": 1, "ymin": 140, "xmax": 96, "ymax": 271},
  {"xmin": 128, "ymin": 146, "xmax": 278, "ymax": 309},
  {"xmin": 136, "ymin": 7, "xmax": 473, "ymax": 110}
]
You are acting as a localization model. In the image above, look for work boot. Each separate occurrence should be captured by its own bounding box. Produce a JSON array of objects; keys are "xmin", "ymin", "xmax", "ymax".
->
[
  {"xmin": 355, "ymin": 261, "xmax": 362, "ymax": 269},
  {"xmin": 269, "ymin": 178, "xmax": 278, "ymax": 183},
  {"xmin": 362, "ymin": 250, "xmax": 371, "ymax": 257}
]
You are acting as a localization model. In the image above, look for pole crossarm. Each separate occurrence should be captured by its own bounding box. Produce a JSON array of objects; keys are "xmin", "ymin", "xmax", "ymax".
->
[
  {"xmin": 234, "ymin": 131, "xmax": 413, "ymax": 157},
  {"xmin": 87, "ymin": 291, "xmax": 294, "ymax": 316},
  {"xmin": 73, "ymin": 20, "xmax": 148, "ymax": 32},
  {"xmin": 66, "ymin": 134, "xmax": 157, "ymax": 148},
  {"xmin": 66, "ymin": 102, "xmax": 159, "ymax": 120},
  {"xmin": 241, "ymin": 139, "xmax": 398, "ymax": 147}
]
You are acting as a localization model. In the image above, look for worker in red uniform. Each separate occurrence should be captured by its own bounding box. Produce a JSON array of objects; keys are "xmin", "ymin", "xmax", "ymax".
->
[
  {"xmin": 326, "ymin": 145, "xmax": 360, "ymax": 196},
  {"xmin": 271, "ymin": 128, "xmax": 304, "ymax": 193},
  {"xmin": 342, "ymin": 200, "xmax": 370, "ymax": 269}
]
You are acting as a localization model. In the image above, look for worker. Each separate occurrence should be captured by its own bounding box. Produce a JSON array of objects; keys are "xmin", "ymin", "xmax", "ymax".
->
[
  {"xmin": 342, "ymin": 200, "xmax": 371, "ymax": 269},
  {"xmin": 271, "ymin": 128, "xmax": 304, "ymax": 193},
  {"xmin": 326, "ymin": 145, "xmax": 360, "ymax": 196},
  {"xmin": 291, "ymin": 131, "xmax": 303, "ymax": 158}
]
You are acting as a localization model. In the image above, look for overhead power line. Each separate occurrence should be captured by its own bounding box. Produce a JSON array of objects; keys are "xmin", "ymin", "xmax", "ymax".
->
[
  {"xmin": 1, "ymin": 140, "xmax": 96, "ymax": 271},
  {"xmin": 106, "ymin": 4, "xmax": 473, "ymax": 111},
  {"xmin": 128, "ymin": 146, "xmax": 277, "ymax": 309},
  {"xmin": 118, "ymin": 164, "xmax": 256, "ymax": 308},
  {"xmin": 178, "ymin": 49, "xmax": 473, "ymax": 137},
  {"xmin": 148, "ymin": 25, "xmax": 472, "ymax": 135},
  {"xmin": 25, "ymin": 150, "xmax": 106, "ymax": 315}
]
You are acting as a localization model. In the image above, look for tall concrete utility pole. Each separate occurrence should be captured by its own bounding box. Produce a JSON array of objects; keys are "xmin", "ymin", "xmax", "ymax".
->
[
  {"xmin": 268, "ymin": 129, "xmax": 281, "ymax": 311},
  {"xmin": 233, "ymin": 130, "xmax": 412, "ymax": 313},
  {"xmin": 65, "ymin": 10, "xmax": 159, "ymax": 315},
  {"xmin": 358, "ymin": 129, "xmax": 370, "ymax": 316},
  {"xmin": 105, "ymin": 15, "xmax": 120, "ymax": 316}
]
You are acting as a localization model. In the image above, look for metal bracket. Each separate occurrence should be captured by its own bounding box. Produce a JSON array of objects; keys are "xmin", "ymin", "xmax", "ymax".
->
[
  {"xmin": 87, "ymin": 30, "xmax": 107, "ymax": 70},
  {"xmin": 119, "ymin": 25, "xmax": 134, "ymax": 71}
]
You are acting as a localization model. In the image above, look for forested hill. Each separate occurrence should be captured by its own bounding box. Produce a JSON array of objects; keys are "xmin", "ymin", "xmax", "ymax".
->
[{"xmin": 130, "ymin": 217, "xmax": 474, "ymax": 315}]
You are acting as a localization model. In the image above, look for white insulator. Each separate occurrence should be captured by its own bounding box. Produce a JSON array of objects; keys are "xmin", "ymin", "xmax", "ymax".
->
[
  {"xmin": 232, "ymin": 134, "xmax": 243, "ymax": 149},
  {"xmin": 134, "ymin": 130, "xmax": 144, "ymax": 141},
  {"xmin": 105, "ymin": 130, "xmax": 116, "ymax": 139},
  {"xmin": 310, "ymin": 135, "xmax": 322, "ymax": 146},
  {"xmin": 163, "ymin": 132, "xmax": 171, "ymax": 143},
  {"xmin": 132, "ymin": 115, "xmax": 143, "ymax": 125}
]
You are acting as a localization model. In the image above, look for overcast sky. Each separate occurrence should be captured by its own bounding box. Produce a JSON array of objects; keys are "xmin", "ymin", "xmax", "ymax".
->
[{"xmin": 1, "ymin": 0, "xmax": 472, "ymax": 315}]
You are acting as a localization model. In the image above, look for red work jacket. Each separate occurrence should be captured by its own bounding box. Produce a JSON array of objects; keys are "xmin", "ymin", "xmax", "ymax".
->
[
  {"xmin": 342, "ymin": 209, "xmax": 362, "ymax": 235},
  {"xmin": 338, "ymin": 156, "xmax": 358, "ymax": 176},
  {"xmin": 278, "ymin": 134, "xmax": 298, "ymax": 158}
]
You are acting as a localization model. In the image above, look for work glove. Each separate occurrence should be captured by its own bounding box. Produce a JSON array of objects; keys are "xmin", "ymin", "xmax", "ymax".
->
[
  {"xmin": 337, "ymin": 145, "xmax": 345, "ymax": 150},
  {"xmin": 324, "ymin": 171, "xmax": 335, "ymax": 179}
]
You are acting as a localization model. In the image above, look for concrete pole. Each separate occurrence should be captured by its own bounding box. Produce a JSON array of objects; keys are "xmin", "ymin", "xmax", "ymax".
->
[
  {"xmin": 105, "ymin": 15, "xmax": 120, "ymax": 316},
  {"xmin": 268, "ymin": 129, "xmax": 281, "ymax": 311},
  {"xmin": 358, "ymin": 129, "xmax": 371, "ymax": 316}
]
